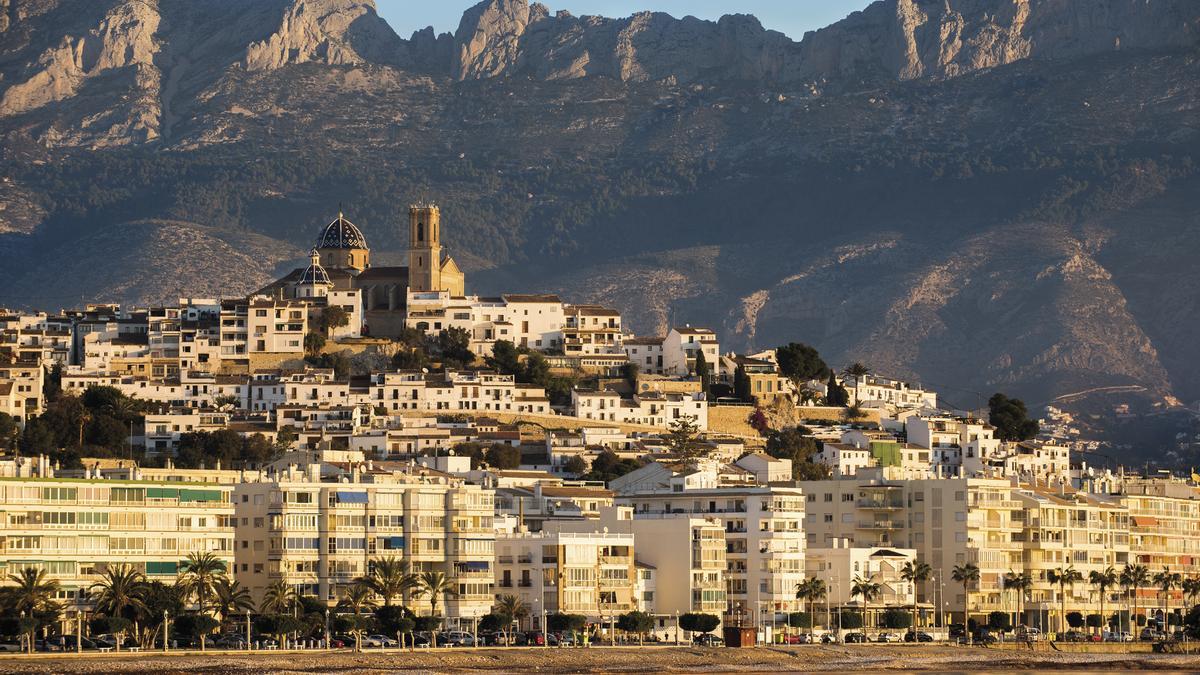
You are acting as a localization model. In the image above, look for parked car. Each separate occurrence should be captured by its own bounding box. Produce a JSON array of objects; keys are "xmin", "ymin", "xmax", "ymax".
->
[
  {"xmin": 844, "ymin": 633, "xmax": 869, "ymax": 643},
  {"xmin": 440, "ymin": 631, "xmax": 476, "ymax": 647},
  {"xmin": 904, "ymin": 631, "xmax": 934, "ymax": 643},
  {"xmin": 1140, "ymin": 627, "xmax": 1165, "ymax": 641},
  {"xmin": 948, "ymin": 624, "xmax": 966, "ymax": 640},
  {"xmin": 875, "ymin": 632, "xmax": 902, "ymax": 643},
  {"xmin": 0, "ymin": 642, "xmax": 22, "ymax": 653},
  {"xmin": 973, "ymin": 633, "xmax": 998, "ymax": 645},
  {"xmin": 820, "ymin": 633, "xmax": 837, "ymax": 644},
  {"xmin": 692, "ymin": 633, "xmax": 724, "ymax": 647},
  {"xmin": 554, "ymin": 632, "xmax": 577, "ymax": 646},
  {"xmin": 410, "ymin": 633, "xmax": 432, "ymax": 647},
  {"xmin": 1103, "ymin": 630, "xmax": 1134, "ymax": 643},
  {"xmin": 1017, "ymin": 627, "xmax": 1041, "ymax": 641},
  {"xmin": 365, "ymin": 634, "xmax": 398, "ymax": 648}
]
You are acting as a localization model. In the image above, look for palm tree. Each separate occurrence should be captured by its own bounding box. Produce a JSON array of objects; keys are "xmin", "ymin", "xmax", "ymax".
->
[
  {"xmin": 493, "ymin": 594, "xmax": 529, "ymax": 644},
  {"xmin": 850, "ymin": 574, "xmax": 882, "ymax": 641},
  {"xmin": 951, "ymin": 563, "xmax": 980, "ymax": 644},
  {"xmin": 842, "ymin": 363, "xmax": 870, "ymax": 404},
  {"xmin": 1002, "ymin": 571, "xmax": 1032, "ymax": 632},
  {"xmin": 417, "ymin": 571, "xmax": 458, "ymax": 648},
  {"xmin": 1182, "ymin": 576, "xmax": 1200, "ymax": 610},
  {"xmin": 900, "ymin": 561, "xmax": 933, "ymax": 633},
  {"xmin": 1153, "ymin": 567, "xmax": 1181, "ymax": 632},
  {"xmin": 794, "ymin": 578, "xmax": 827, "ymax": 638},
  {"xmin": 338, "ymin": 581, "xmax": 377, "ymax": 652},
  {"xmin": 1047, "ymin": 566, "xmax": 1083, "ymax": 637},
  {"xmin": 260, "ymin": 579, "xmax": 299, "ymax": 615},
  {"xmin": 417, "ymin": 570, "xmax": 458, "ymax": 617},
  {"xmin": 1121, "ymin": 564, "xmax": 1150, "ymax": 637},
  {"xmin": 366, "ymin": 556, "xmax": 418, "ymax": 607},
  {"xmin": 213, "ymin": 578, "xmax": 255, "ymax": 626},
  {"xmin": 1089, "ymin": 566, "xmax": 1118, "ymax": 637},
  {"xmin": 179, "ymin": 552, "xmax": 227, "ymax": 615},
  {"xmin": 5, "ymin": 568, "xmax": 60, "ymax": 653},
  {"xmin": 89, "ymin": 564, "xmax": 147, "ymax": 652}
]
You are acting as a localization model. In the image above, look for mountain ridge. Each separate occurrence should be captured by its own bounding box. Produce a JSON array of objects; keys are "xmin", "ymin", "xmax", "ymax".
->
[{"xmin": 0, "ymin": 0, "xmax": 1199, "ymax": 438}]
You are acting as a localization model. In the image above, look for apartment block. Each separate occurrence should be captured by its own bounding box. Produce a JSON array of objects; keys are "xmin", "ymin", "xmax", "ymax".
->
[
  {"xmin": 494, "ymin": 529, "xmax": 637, "ymax": 628},
  {"xmin": 232, "ymin": 464, "xmax": 495, "ymax": 622},
  {"xmin": 0, "ymin": 457, "xmax": 235, "ymax": 605}
]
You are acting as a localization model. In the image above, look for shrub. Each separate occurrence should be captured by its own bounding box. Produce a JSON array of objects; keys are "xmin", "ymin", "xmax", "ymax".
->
[
  {"xmin": 880, "ymin": 608, "xmax": 912, "ymax": 629},
  {"xmin": 680, "ymin": 612, "xmax": 721, "ymax": 634},
  {"xmin": 839, "ymin": 610, "xmax": 863, "ymax": 629},
  {"xmin": 547, "ymin": 613, "xmax": 587, "ymax": 633},
  {"xmin": 988, "ymin": 611, "xmax": 1012, "ymax": 632},
  {"xmin": 786, "ymin": 612, "xmax": 812, "ymax": 629},
  {"xmin": 1066, "ymin": 611, "xmax": 1084, "ymax": 629}
]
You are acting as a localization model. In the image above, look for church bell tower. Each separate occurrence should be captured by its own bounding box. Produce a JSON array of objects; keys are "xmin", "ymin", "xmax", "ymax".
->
[{"xmin": 408, "ymin": 204, "xmax": 441, "ymax": 293}]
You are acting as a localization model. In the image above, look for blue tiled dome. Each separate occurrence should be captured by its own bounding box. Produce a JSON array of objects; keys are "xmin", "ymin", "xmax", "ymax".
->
[{"xmin": 317, "ymin": 212, "xmax": 367, "ymax": 249}]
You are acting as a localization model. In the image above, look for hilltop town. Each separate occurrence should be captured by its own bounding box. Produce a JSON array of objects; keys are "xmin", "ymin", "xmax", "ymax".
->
[{"xmin": 0, "ymin": 205, "xmax": 1198, "ymax": 653}]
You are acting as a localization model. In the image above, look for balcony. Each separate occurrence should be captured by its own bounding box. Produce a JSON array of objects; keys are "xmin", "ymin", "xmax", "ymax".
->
[
  {"xmin": 859, "ymin": 520, "xmax": 902, "ymax": 530},
  {"xmin": 857, "ymin": 498, "xmax": 904, "ymax": 510}
]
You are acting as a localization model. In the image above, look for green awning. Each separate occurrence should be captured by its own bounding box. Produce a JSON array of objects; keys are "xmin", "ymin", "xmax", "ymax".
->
[
  {"xmin": 146, "ymin": 561, "xmax": 179, "ymax": 575},
  {"xmin": 179, "ymin": 489, "xmax": 223, "ymax": 502},
  {"xmin": 146, "ymin": 487, "xmax": 179, "ymax": 499}
]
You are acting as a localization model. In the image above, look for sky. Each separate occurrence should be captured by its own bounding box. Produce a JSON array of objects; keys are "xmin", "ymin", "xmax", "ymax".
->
[{"xmin": 378, "ymin": 1, "xmax": 874, "ymax": 40}]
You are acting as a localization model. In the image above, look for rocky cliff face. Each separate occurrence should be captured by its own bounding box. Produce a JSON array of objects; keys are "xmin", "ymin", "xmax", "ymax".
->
[
  {"xmin": 797, "ymin": 0, "xmax": 1200, "ymax": 81},
  {"xmin": 244, "ymin": 0, "xmax": 406, "ymax": 71},
  {"xmin": 1, "ymin": 0, "xmax": 1199, "ymax": 450},
  {"xmin": 0, "ymin": 0, "xmax": 161, "ymax": 143}
]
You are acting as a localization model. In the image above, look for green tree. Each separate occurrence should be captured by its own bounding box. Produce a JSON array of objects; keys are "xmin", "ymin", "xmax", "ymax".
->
[
  {"xmin": 365, "ymin": 556, "xmax": 418, "ymax": 608},
  {"xmin": 665, "ymin": 415, "xmax": 706, "ymax": 459},
  {"xmin": 765, "ymin": 427, "xmax": 828, "ymax": 480},
  {"xmin": 1120, "ymin": 564, "xmax": 1150, "ymax": 638},
  {"xmin": 417, "ymin": 570, "xmax": 457, "ymax": 639},
  {"xmin": 987, "ymin": 393, "xmax": 1039, "ymax": 441},
  {"xmin": 337, "ymin": 581, "xmax": 377, "ymax": 651},
  {"xmin": 392, "ymin": 346, "xmax": 429, "ymax": 370},
  {"xmin": 825, "ymin": 371, "xmax": 849, "ymax": 407},
  {"xmin": 89, "ymin": 565, "xmax": 146, "ymax": 652},
  {"xmin": 213, "ymin": 578, "xmax": 254, "ymax": 626},
  {"xmin": 522, "ymin": 352, "xmax": 551, "ymax": 386},
  {"xmin": 616, "ymin": 611, "xmax": 655, "ymax": 645},
  {"xmin": 733, "ymin": 364, "xmax": 751, "ymax": 402},
  {"xmin": 434, "ymin": 328, "xmax": 474, "ymax": 368},
  {"xmin": 693, "ymin": 349, "xmax": 710, "ymax": 397},
  {"xmin": 320, "ymin": 305, "xmax": 350, "ymax": 335},
  {"xmin": 491, "ymin": 595, "xmax": 529, "ymax": 644},
  {"xmin": 679, "ymin": 612, "xmax": 721, "ymax": 635},
  {"xmin": 952, "ymin": 563, "xmax": 980, "ymax": 643},
  {"xmin": 260, "ymin": 579, "xmax": 298, "ymax": 615},
  {"xmin": 2, "ymin": 567, "xmax": 61, "ymax": 652},
  {"xmin": 1089, "ymin": 566, "xmax": 1118, "ymax": 637},
  {"xmin": 304, "ymin": 331, "xmax": 326, "ymax": 355},
  {"xmin": 620, "ymin": 362, "xmax": 639, "ymax": 390},
  {"xmin": 484, "ymin": 444, "xmax": 522, "ymax": 469},
  {"xmin": 851, "ymin": 575, "xmax": 882, "ymax": 641},
  {"xmin": 793, "ymin": 578, "xmax": 826, "ymax": 636},
  {"xmin": 563, "ymin": 455, "xmax": 588, "ymax": 476},
  {"xmin": 486, "ymin": 340, "xmax": 522, "ymax": 375},
  {"xmin": 901, "ymin": 560, "xmax": 933, "ymax": 632},
  {"xmin": 1153, "ymin": 567, "xmax": 1181, "ymax": 630},
  {"xmin": 1048, "ymin": 566, "xmax": 1083, "ymax": 637},
  {"xmin": 776, "ymin": 342, "xmax": 829, "ymax": 383},
  {"xmin": 0, "ymin": 412, "xmax": 18, "ymax": 450},
  {"xmin": 179, "ymin": 551, "xmax": 228, "ymax": 616},
  {"xmin": 1003, "ymin": 571, "xmax": 1032, "ymax": 630},
  {"xmin": 880, "ymin": 607, "xmax": 912, "ymax": 629},
  {"xmin": 547, "ymin": 612, "xmax": 587, "ymax": 633}
]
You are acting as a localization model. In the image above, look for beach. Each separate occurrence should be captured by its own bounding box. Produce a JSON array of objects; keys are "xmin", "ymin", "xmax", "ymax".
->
[{"xmin": 4, "ymin": 643, "xmax": 1200, "ymax": 674}]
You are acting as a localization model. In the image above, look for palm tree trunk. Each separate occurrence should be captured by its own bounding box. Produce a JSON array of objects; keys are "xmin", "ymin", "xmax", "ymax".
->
[{"xmin": 964, "ymin": 583, "xmax": 971, "ymax": 645}]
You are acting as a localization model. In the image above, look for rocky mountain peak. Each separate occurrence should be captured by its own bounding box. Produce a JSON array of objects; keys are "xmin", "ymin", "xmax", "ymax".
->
[{"xmin": 244, "ymin": 0, "xmax": 406, "ymax": 71}]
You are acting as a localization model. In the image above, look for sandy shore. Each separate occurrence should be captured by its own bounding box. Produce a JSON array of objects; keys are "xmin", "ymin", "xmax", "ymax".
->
[{"xmin": 4, "ymin": 644, "xmax": 1200, "ymax": 674}]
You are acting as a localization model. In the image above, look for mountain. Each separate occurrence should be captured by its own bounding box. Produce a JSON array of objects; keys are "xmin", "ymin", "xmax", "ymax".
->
[{"xmin": 1, "ymin": 0, "xmax": 1199, "ymax": 442}]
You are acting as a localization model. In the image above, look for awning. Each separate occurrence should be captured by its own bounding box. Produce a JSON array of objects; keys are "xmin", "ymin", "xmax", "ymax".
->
[
  {"xmin": 383, "ymin": 536, "xmax": 405, "ymax": 550},
  {"xmin": 146, "ymin": 487, "xmax": 179, "ymax": 499},
  {"xmin": 457, "ymin": 561, "xmax": 489, "ymax": 572},
  {"xmin": 179, "ymin": 488, "xmax": 223, "ymax": 503},
  {"xmin": 1132, "ymin": 516, "xmax": 1160, "ymax": 527},
  {"xmin": 336, "ymin": 491, "xmax": 369, "ymax": 504},
  {"xmin": 147, "ymin": 561, "xmax": 179, "ymax": 575}
]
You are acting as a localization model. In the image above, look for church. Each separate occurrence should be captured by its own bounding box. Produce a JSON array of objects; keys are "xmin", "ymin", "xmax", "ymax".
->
[{"xmin": 260, "ymin": 204, "xmax": 465, "ymax": 337}]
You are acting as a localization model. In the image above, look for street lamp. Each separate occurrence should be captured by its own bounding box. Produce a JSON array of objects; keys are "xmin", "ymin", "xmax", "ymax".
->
[
  {"xmin": 245, "ymin": 609, "xmax": 252, "ymax": 650},
  {"xmin": 674, "ymin": 610, "xmax": 680, "ymax": 646},
  {"xmin": 163, "ymin": 610, "xmax": 169, "ymax": 652}
]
